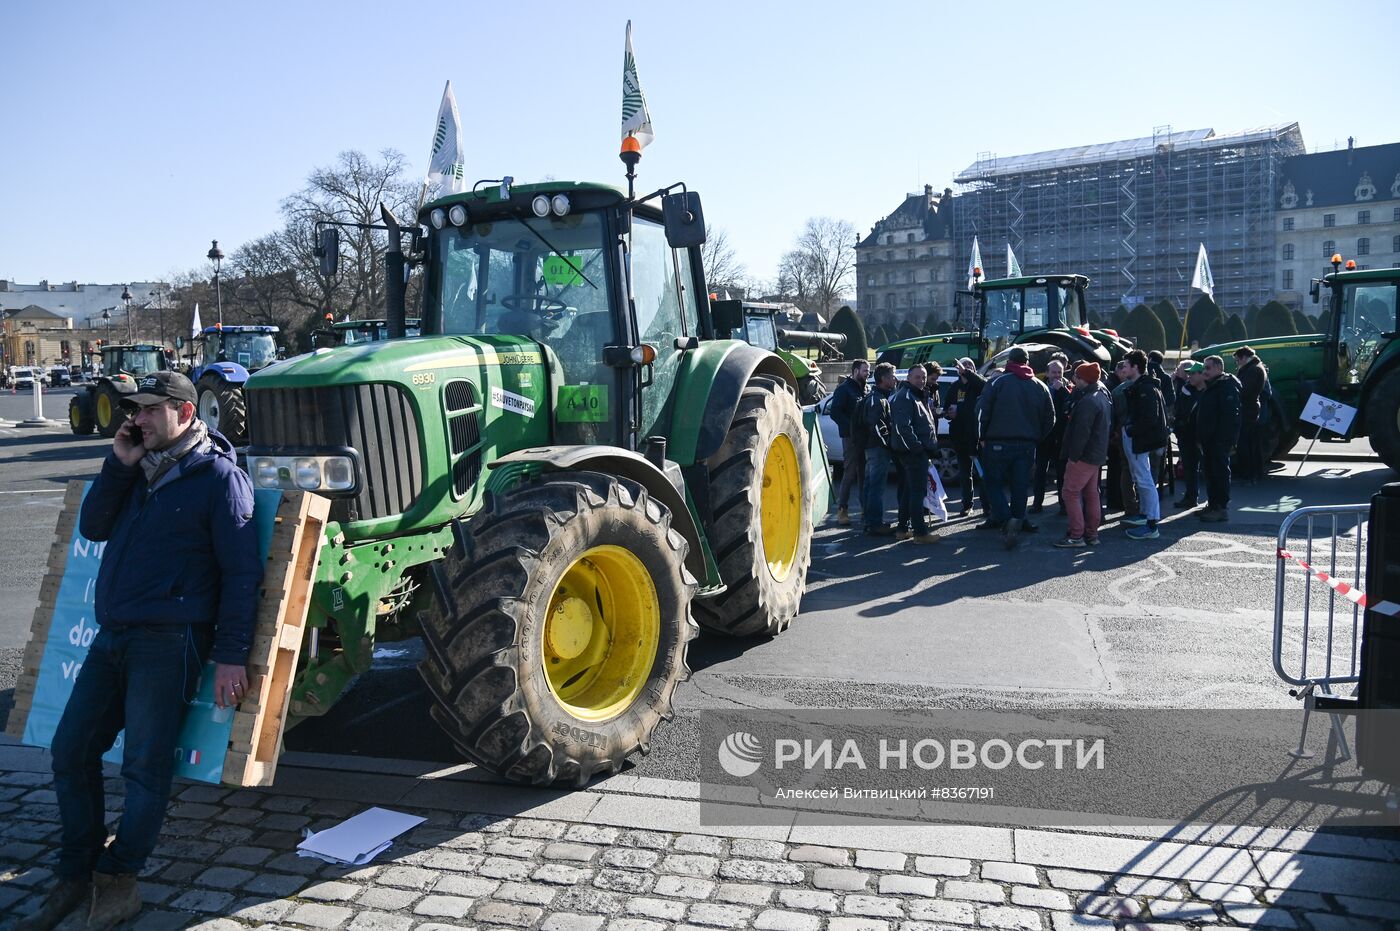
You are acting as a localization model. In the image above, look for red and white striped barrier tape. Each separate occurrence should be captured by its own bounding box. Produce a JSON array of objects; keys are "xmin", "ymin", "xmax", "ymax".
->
[{"xmin": 1277, "ymin": 547, "xmax": 1400, "ymax": 617}]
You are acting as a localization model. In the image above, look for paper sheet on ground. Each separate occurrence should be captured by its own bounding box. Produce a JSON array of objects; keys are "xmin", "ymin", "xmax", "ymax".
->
[{"xmin": 297, "ymin": 807, "xmax": 426, "ymax": 865}]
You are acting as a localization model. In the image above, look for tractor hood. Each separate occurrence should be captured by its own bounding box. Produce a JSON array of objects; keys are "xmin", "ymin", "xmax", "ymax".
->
[{"xmin": 1191, "ymin": 333, "xmax": 1327, "ymax": 361}]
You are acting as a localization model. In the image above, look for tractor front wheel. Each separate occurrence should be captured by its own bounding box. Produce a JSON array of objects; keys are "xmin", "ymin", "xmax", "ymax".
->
[
  {"xmin": 197, "ymin": 375, "xmax": 249, "ymax": 444},
  {"xmin": 1366, "ymin": 368, "xmax": 1400, "ymax": 472},
  {"xmin": 695, "ymin": 377, "xmax": 813, "ymax": 638},
  {"xmin": 95, "ymin": 384, "xmax": 122, "ymax": 437},
  {"xmin": 69, "ymin": 395, "xmax": 95, "ymax": 435},
  {"xmin": 417, "ymin": 471, "xmax": 696, "ymax": 786}
]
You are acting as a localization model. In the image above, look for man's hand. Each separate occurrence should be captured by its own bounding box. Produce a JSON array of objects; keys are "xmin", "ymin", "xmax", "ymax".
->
[
  {"xmin": 113, "ymin": 419, "xmax": 146, "ymax": 466},
  {"xmin": 214, "ymin": 663, "xmax": 250, "ymax": 709}
]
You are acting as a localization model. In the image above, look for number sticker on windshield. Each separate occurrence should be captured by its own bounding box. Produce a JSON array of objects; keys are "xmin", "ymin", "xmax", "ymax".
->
[
  {"xmin": 558, "ymin": 384, "xmax": 608, "ymax": 423},
  {"xmin": 542, "ymin": 254, "xmax": 585, "ymax": 287}
]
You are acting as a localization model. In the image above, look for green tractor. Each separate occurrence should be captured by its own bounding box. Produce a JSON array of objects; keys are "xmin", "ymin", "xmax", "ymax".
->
[
  {"xmin": 709, "ymin": 299, "xmax": 844, "ymax": 404},
  {"xmin": 68, "ymin": 343, "xmax": 175, "ymax": 437},
  {"xmin": 876, "ymin": 273, "xmax": 1132, "ymax": 372},
  {"xmin": 243, "ymin": 178, "xmax": 830, "ymax": 785},
  {"xmin": 1194, "ymin": 260, "xmax": 1400, "ymax": 469}
]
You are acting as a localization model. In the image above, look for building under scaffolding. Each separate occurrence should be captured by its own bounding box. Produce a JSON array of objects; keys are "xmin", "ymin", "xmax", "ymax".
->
[{"xmin": 952, "ymin": 124, "xmax": 1306, "ymax": 316}]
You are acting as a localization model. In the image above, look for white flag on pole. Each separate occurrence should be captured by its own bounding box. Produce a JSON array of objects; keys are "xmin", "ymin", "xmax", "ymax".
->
[
  {"xmin": 190, "ymin": 303, "xmax": 202, "ymax": 338},
  {"xmin": 621, "ymin": 21, "xmax": 654, "ymax": 148},
  {"xmin": 1006, "ymin": 243, "xmax": 1022, "ymax": 278},
  {"xmin": 1191, "ymin": 242, "xmax": 1214, "ymax": 298},
  {"xmin": 966, "ymin": 237, "xmax": 983, "ymax": 290},
  {"xmin": 426, "ymin": 81, "xmax": 466, "ymax": 195}
]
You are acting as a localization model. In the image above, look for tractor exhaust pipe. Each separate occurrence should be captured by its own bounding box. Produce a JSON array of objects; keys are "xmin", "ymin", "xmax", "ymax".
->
[{"xmin": 380, "ymin": 203, "xmax": 407, "ymax": 339}]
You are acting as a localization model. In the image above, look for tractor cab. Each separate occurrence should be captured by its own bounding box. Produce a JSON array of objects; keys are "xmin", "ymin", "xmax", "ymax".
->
[
  {"xmin": 196, "ymin": 325, "xmax": 279, "ymax": 371},
  {"xmin": 101, "ymin": 344, "xmax": 170, "ymax": 378},
  {"xmin": 973, "ymin": 274, "xmax": 1110, "ymax": 368}
]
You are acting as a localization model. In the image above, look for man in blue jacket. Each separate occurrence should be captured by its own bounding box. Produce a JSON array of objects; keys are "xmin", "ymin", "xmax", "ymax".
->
[{"xmin": 28, "ymin": 372, "xmax": 263, "ymax": 931}]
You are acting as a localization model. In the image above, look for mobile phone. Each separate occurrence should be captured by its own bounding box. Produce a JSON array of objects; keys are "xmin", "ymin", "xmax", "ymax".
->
[{"xmin": 127, "ymin": 421, "xmax": 144, "ymax": 445}]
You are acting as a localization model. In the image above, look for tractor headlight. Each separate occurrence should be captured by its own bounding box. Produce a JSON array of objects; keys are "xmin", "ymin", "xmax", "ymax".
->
[
  {"xmin": 531, "ymin": 195, "xmax": 551, "ymax": 218},
  {"xmin": 551, "ymin": 194, "xmax": 570, "ymax": 216},
  {"xmin": 246, "ymin": 454, "xmax": 359, "ymax": 495},
  {"xmin": 448, "ymin": 204, "xmax": 469, "ymax": 227},
  {"xmin": 293, "ymin": 458, "xmax": 322, "ymax": 490},
  {"xmin": 430, "ymin": 208, "xmax": 446, "ymax": 230}
]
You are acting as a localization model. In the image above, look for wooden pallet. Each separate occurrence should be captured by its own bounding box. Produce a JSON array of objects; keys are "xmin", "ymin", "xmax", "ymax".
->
[{"xmin": 6, "ymin": 483, "xmax": 330, "ymax": 789}]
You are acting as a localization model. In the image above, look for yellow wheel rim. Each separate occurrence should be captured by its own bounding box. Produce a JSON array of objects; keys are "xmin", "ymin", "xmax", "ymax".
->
[
  {"xmin": 761, "ymin": 433, "xmax": 801, "ymax": 582},
  {"xmin": 69, "ymin": 404, "xmax": 81, "ymax": 429},
  {"xmin": 96, "ymin": 393, "xmax": 112, "ymax": 428},
  {"xmin": 542, "ymin": 545, "xmax": 659, "ymax": 722}
]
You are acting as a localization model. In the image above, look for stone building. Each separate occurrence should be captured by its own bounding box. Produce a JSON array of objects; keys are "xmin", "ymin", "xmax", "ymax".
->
[
  {"xmin": 1, "ymin": 306, "xmax": 84, "ymax": 370},
  {"xmin": 854, "ymin": 185, "xmax": 957, "ymax": 328},
  {"xmin": 1273, "ymin": 140, "xmax": 1400, "ymax": 307}
]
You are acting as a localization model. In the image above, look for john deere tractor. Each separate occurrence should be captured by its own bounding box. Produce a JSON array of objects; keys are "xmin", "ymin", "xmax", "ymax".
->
[
  {"xmin": 191, "ymin": 324, "xmax": 280, "ymax": 445},
  {"xmin": 1194, "ymin": 260, "xmax": 1400, "ymax": 469},
  {"xmin": 242, "ymin": 176, "xmax": 830, "ymax": 786},
  {"xmin": 68, "ymin": 344, "xmax": 174, "ymax": 437},
  {"xmin": 877, "ymin": 274, "xmax": 1132, "ymax": 372},
  {"xmin": 710, "ymin": 300, "xmax": 844, "ymax": 404}
]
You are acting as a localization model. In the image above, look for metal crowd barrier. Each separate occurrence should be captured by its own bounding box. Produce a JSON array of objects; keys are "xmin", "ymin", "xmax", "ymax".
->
[{"xmin": 1273, "ymin": 503, "xmax": 1370, "ymax": 760}]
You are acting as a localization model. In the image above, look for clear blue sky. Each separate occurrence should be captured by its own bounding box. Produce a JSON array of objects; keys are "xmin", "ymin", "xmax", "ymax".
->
[{"xmin": 3, "ymin": 0, "xmax": 1397, "ymax": 289}]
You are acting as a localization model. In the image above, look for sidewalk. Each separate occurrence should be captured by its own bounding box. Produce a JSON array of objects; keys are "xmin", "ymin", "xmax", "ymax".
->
[{"xmin": 1, "ymin": 738, "xmax": 1398, "ymax": 931}]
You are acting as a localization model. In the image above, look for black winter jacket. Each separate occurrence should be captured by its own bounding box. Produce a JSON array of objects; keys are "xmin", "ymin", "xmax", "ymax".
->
[
  {"xmin": 976, "ymin": 369, "xmax": 1055, "ymax": 444},
  {"xmin": 1124, "ymin": 376, "xmax": 1169, "ymax": 453},
  {"xmin": 889, "ymin": 383, "xmax": 938, "ymax": 454},
  {"xmin": 853, "ymin": 385, "xmax": 895, "ymax": 450},
  {"xmin": 1196, "ymin": 374, "xmax": 1242, "ymax": 451},
  {"xmin": 1236, "ymin": 356, "xmax": 1268, "ymax": 425},
  {"xmin": 828, "ymin": 376, "xmax": 868, "ymax": 439},
  {"xmin": 947, "ymin": 370, "xmax": 986, "ymax": 444}
]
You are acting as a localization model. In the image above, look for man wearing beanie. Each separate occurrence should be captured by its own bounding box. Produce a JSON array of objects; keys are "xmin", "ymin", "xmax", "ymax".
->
[
  {"xmin": 1055, "ymin": 362, "xmax": 1111, "ymax": 547},
  {"xmin": 28, "ymin": 372, "xmax": 263, "ymax": 931},
  {"xmin": 975, "ymin": 345, "xmax": 1055, "ymax": 547}
]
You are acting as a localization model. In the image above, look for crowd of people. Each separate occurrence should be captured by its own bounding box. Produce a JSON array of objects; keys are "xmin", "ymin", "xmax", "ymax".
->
[{"xmin": 827, "ymin": 343, "xmax": 1271, "ymax": 548}]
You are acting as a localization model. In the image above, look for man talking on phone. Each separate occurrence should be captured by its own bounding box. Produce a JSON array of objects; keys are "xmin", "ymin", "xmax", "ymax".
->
[{"xmin": 24, "ymin": 371, "xmax": 263, "ymax": 931}]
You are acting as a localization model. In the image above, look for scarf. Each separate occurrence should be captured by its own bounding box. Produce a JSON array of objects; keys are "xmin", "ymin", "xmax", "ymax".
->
[
  {"xmin": 140, "ymin": 418, "xmax": 212, "ymax": 490},
  {"xmin": 1007, "ymin": 363, "xmax": 1035, "ymax": 380}
]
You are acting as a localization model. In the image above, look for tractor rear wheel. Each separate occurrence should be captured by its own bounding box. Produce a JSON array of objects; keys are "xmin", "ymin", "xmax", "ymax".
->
[
  {"xmin": 1365, "ymin": 368, "xmax": 1400, "ymax": 472},
  {"xmin": 694, "ymin": 377, "xmax": 813, "ymax": 638},
  {"xmin": 197, "ymin": 375, "xmax": 249, "ymax": 444},
  {"xmin": 69, "ymin": 395, "xmax": 95, "ymax": 435},
  {"xmin": 797, "ymin": 374, "xmax": 828, "ymax": 406},
  {"xmin": 417, "ymin": 471, "xmax": 696, "ymax": 786},
  {"xmin": 95, "ymin": 384, "xmax": 122, "ymax": 437}
]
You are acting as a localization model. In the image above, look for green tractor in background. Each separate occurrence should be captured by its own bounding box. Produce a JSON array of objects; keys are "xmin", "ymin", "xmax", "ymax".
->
[
  {"xmin": 68, "ymin": 343, "xmax": 175, "ymax": 437},
  {"xmin": 709, "ymin": 299, "xmax": 845, "ymax": 404},
  {"xmin": 243, "ymin": 176, "xmax": 830, "ymax": 786},
  {"xmin": 1194, "ymin": 260, "xmax": 1400, "ymax": 469},
  {"xmin": 876, "ymin": 273, "xmax": 1132, "ymax": 373}
]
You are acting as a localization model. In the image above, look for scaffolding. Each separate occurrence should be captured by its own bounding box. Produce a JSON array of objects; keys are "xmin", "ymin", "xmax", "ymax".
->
[{"xmin": 952, "ymin": 124, "xmax": 1306, "ymax": 317}]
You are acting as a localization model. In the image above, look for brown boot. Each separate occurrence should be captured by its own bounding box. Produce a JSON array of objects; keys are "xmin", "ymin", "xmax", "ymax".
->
[
  {"xmin": 15, "ymin": 877, "xmax": 91, "ymax": 931},
  {"xmin": 86, "ymin": 872, "xmax": 141, "ymax": 931}
]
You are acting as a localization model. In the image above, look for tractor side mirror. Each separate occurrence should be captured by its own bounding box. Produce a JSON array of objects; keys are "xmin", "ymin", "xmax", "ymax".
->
[
  {"xmin": 316, "ymin": 227, "xmax": 341, "ymax": 277},
  {"xmin": 175, "ymin": 336, "xmax": 184, "ymax": 350},
  {"xmin": 662, "ymin": 192, "xmax": 706, "ymax": 249},
  {"xmin": 1309, "ymin": 279, "xmax": 1321, "ymax": 304}
]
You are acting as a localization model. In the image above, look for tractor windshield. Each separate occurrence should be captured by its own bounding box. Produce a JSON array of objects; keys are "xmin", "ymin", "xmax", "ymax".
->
[
  {"xmin": 218, "ymin": 333, "xmax": 277, "ymax": 369},
  {"xmin": 1338, "ymin": 282, "xmax": 1398, "ymax": 384},
  {"xmin": 1058, "ymin": 285, "xmax": 1086, "ymax": 328},
  {"xmin": 106, "ymin": 349, "xmax": 163, "ymax": 376},
  {"xmin": 982, "ymin": 289, "xmax": 1022, "ymax": 356},
  {"xmin": 434, "ymin": 212, "xmax": 613, "ymax": 379}
]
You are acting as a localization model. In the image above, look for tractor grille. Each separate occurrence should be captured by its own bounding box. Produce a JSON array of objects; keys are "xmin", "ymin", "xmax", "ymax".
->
[
  {"xmin": 248, "ymin": 383, "xmax": 423, "ymax": 522},
  {"xmin": 443, "ymin": 380, "xmax": 483, "ymax": 498}
]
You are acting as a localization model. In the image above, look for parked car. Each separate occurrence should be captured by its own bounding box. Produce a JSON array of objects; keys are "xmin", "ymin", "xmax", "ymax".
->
[
  {"xmin": 10, "ymin": 366, "xmax": 39, "ymax": 390},
  {"xmin": 806, "ymin": 370, "xmax": 960, "ymax": 485},
  {"xmin": 49, "ymin": 365, "xmax": 71, "ymax": 387}
]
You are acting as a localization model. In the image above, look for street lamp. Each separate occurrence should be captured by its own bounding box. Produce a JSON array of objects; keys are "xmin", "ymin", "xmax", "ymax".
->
[
  {"xmin": 208, "ymin": 239, "xmax": 225, "ymax": 326},
  {"xmin": 102, "ymin": 307, "xmax": 112, "ymax": 344},
  {"xmin": 121, "ymin": 285, "xmax": 133, "ymax": 342}
]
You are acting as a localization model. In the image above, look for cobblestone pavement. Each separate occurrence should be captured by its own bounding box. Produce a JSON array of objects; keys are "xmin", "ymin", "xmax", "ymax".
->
[{"xmin": 2, "ymin": 743, "xmax": 1400, "ymax": 931}]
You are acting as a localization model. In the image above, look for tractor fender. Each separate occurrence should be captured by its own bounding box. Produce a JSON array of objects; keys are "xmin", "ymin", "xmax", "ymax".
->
[
  {"xmin": 668, "ymin": 341, "xmax": 798, "ymax": 465},
  {"xmin": 488, "ymin": 445, "xmax": 707, "ymax": 582},
  {"xmin": 196, "ymin": 362, "xmax": 251, "ymax": 385}
]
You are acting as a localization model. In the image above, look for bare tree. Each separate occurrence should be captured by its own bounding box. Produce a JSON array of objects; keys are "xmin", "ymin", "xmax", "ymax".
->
[
  {"xmin": 701, "ymin": 225, "xmax": 747, "ymax": 296},
  {"xmin": 787, "ymin": 217, "xmax": 856, "ymax": 319}
]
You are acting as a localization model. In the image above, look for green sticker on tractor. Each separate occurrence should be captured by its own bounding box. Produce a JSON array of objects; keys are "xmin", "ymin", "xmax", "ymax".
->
[
  {"xmin": 542, "ymin": 254, "xmax": 585, "ymax": 286},
  {"xmin": 558, "ymin": 384, "xmax": 608, "ymax": 422}
]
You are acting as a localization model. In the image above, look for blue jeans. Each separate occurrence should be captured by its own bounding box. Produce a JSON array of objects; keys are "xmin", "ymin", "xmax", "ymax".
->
[
  {"xmin": 863, "ymin": 446, "xmax": 892, "ymax": 529},
  {"xmin": 981, "ymin": 441, "xmax": 1035, "ymax": 524},
  {"xmin": 52, "ymin": 624, "xmax": 210, "ymax": 878},
  {"xmin": 1123, "ymin": 429, "xmax": 1161, "ymax": 522}
]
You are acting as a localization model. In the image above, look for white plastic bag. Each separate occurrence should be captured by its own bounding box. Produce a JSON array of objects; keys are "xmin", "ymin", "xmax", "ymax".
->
[{"xmin": 923, "ymin": 462, "xmax": 948, "ymax": 522}]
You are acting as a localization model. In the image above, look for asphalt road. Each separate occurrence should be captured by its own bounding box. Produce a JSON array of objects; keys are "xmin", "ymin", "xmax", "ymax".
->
[{"xmin": 2, "ymin": 388, "xmax": 1396, "ymax": 824}]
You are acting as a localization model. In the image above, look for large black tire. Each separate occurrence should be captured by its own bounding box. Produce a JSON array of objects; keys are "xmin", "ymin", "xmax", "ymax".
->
[
  {"xmin": 68, "ymin": 395, "xmax": 95, "ymax": 435},
  {"xmin": 694, "ymin": 377, "xmax": 813, "ymax": 638},
  {"xmin": 798, "ymin": 374, "xmax": 828, "ymax": 406},
  {"xmin": 95, "ymin": 384, "xmax": 123, "ymax": 437},
  {"xmin": 417, "ymin": 471, "xmax": 697, "ymax": 786},
  {"xmin": 197, "ymin": 375, "xmax": 248, "ymax": 445},
  {"xmin": 1365, "ymin": 368, "xmax": 1400, "ymax": 472}
]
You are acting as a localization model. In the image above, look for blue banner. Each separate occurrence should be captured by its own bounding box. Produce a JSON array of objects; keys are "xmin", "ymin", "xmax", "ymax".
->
[{"xmin": 22, "ymin": 485, "xmax": 283, "ymax": 785}]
